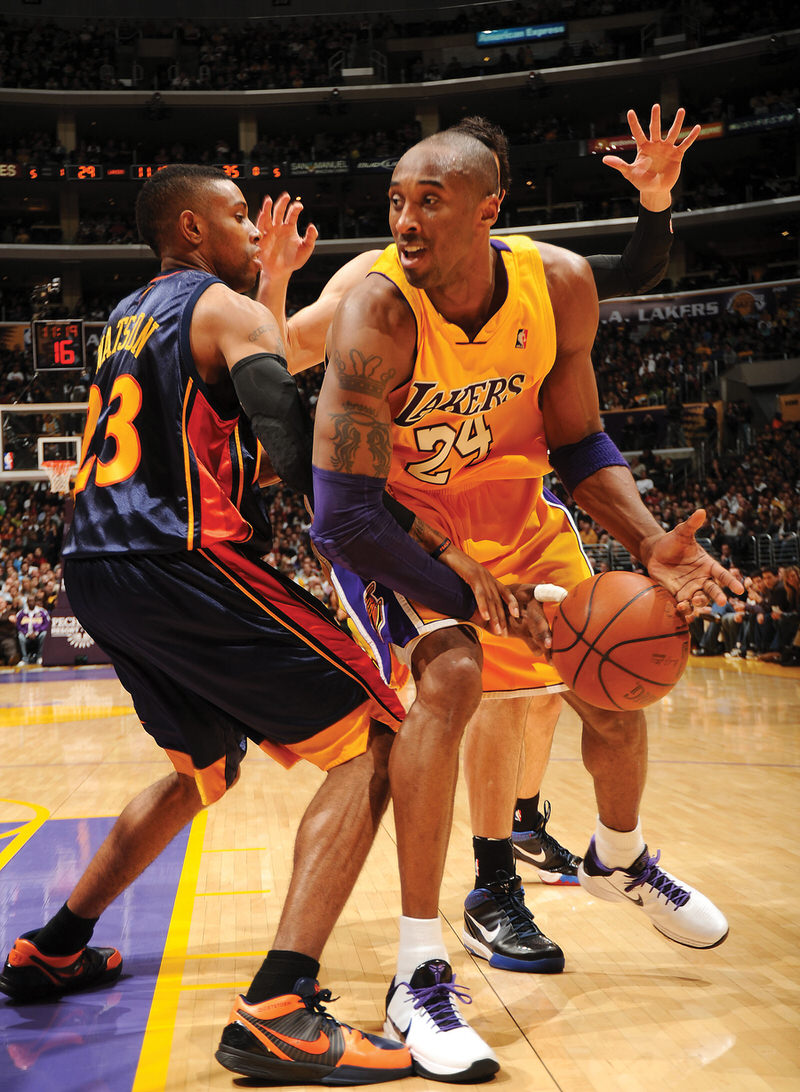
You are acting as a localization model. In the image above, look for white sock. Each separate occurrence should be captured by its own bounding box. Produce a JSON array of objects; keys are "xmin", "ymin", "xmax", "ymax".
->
[
  {"xmin": 396, "ymin": 916, "xmax": 448, "ymax": 982},
  {"xmin": 594, "ymin": 817, "xmax": 646, "ymax": 870}
]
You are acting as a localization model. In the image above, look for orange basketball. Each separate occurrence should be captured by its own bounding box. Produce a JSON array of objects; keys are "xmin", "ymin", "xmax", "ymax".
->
[{"xmin": 550, "ymin": 571, "xmax": 690, "ymax": 711}]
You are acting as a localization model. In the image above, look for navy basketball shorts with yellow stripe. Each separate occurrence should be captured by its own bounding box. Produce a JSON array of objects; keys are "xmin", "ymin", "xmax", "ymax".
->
[{"xmin": 64, "ymin": 542, "xmax": 404, "ymax": 804}]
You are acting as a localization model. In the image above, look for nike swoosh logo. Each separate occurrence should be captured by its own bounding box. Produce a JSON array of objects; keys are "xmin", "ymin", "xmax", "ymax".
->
[
  {"xmin": 388, "ymin": 1015, "xmax": 411, "ymax": 1040},
  {"xmin": 523, "ymin": 848, "xmax": 549, "ymax": 864},
  {"xmin": 241, "ymin": 1015, "xmax": 331, "ymax": 1056},
  {"xmin": 465, "ymin": 913, "xmax": 502, "ymax": 944},
  {"xmin": 621, "ymin": 891, "xmax": 644, "ymax": 906}
]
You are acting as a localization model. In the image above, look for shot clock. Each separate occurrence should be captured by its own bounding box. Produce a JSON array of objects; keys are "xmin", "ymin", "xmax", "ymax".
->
[{"xmin": 32, "ymin": 319, "xmax": 86, "ymax": 372}]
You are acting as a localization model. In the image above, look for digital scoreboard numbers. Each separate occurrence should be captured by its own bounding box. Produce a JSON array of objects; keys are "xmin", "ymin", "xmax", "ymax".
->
[
  {"xmin": 32, "ymin": 319, "xmax": 86, "ymax": 372},
  {"xmin": 4, "ymin": 162, "xmax": 286, "ymax": 180}
]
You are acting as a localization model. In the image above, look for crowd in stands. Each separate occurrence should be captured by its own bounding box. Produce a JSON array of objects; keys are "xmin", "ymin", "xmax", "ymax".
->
[
  {"xmin": 0, "ymin": 5, "xmax": 791, "ymax": 92},
  {"xmin": 0, "ymin": 482, "xmax": 63, "ymax": 665},
  {"xmin": 594, "ymin": 303, "xmax": 800, "ymax": 412}
]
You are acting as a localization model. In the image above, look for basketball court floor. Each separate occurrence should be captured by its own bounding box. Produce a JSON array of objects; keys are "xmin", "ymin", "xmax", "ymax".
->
[{"xmin": 1, "ymin": 656, "xmax": 798, "ymax": 1091}]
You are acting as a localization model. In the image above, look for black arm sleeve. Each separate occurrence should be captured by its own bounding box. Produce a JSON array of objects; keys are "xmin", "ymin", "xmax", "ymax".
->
[
  {"xmin": 230, "ymin": 353, "xmax": 421, "ymax": 533},
  {"xmin": 382, "ymin": 491, "xmax": 416, "ymax": 533},
  {"xmin": 230, "ymin": 352, "xmax": 314, "ymax": 497},
  {"xmin": 587, "ymin": 205, "xmax": 673, "ymax": 300}
]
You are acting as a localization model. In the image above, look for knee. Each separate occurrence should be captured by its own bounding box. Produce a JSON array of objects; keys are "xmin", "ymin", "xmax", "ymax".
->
[
  {"xmin": 171, "ymin": 770, "xmax": 214, "ymax": 810},
  {"xmin": 415, "ymin": 646, "xmax": 484, "ymax": 730},
  {"xmin": 583, "ymin": 708, "xmax": 646, "ymax": 746}
]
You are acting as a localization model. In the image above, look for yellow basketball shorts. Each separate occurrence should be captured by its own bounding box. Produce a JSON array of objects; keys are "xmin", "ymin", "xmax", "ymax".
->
[{"xmin": 331, "ymin": 479, "xmax": 593, "ymax": 698}]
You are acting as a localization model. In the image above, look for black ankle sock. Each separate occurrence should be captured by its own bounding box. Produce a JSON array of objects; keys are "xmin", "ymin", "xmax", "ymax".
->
[
  {"xmin": 513, "ymin": 794, "xmax": 541, "ymax": 833},
  {"xmin": 33, "ymin": 903, "xmax": 98, "ymax": 956},
  {"xmin": 472, "ymin": 836, "xmax": 515, "ymax": 888},
  {"xmin": 245, "ymin": 949, "xmax": 321, "ymax": 1004}
]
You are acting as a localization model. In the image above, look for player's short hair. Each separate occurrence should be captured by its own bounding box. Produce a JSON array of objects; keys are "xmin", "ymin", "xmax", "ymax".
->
[
  {"xmin": 135, "ymin": 164, "xmax": 229, "ymax": 257},
  {"xmin": 446, "ymin": 116, "xmax": 511, "ymax": 196}
]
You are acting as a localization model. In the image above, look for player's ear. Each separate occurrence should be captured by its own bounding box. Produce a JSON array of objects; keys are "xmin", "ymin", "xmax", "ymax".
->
[
  {"xmin": 480, "ymin": 193, "xmax": 501, "ymax": 228},
  {"xmin": 178, "ymin": 208, "xmax": 203, "ymax": 246}
]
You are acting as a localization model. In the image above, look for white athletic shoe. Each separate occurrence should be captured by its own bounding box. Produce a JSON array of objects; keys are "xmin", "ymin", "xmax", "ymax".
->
[
  {"xmin": 383, "ymin": 958, "xmax": 499, "ymax": 1082},
  {"xmin": 578, "ymin": 838, "xmax": 729, "ymax": 948}
]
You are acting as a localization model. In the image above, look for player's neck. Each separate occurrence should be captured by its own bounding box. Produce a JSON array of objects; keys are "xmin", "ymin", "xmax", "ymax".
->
[{"xmin": 427, "ymin": 249, "xmax": 506, "ymax": 341}]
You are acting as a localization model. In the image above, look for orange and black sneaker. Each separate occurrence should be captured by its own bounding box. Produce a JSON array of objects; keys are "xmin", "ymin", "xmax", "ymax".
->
[
  {"xmin": 0, "ymin": 931, "xmax": 123, "ymax": 1002},
  {"xmin": 215, "ymin": 977, "xmax": 414, "ymax": 1085}
]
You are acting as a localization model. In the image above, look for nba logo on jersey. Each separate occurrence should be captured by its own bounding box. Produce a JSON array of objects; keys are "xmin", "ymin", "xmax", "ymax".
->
[{"xmin": 515, "ymin": 329, "xmax": 528, "ymax": 349}]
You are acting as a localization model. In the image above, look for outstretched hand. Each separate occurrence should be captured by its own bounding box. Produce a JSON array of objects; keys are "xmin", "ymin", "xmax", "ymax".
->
[
  {"xmin": 603, "ymin": 103, "xmax": 700, "ymax": 210},
  {"xmin": 256, "ymin": 192, "xmax": 319, "ymax": 281},
  {"xmin": 642, "ymin": 509, "xmax": 744, "ymax": 615}
]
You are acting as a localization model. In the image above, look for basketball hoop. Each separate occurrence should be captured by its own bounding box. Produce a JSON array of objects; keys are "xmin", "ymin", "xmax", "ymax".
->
[{"xmin": 41, "ymin": 459, "xmax": 76, "ymax": 495}]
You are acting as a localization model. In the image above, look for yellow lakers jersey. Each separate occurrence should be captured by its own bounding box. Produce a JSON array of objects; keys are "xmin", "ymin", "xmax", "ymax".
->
[{"xmin": 371, "ymin": 236, "xmax": 557, "ymax": 496}]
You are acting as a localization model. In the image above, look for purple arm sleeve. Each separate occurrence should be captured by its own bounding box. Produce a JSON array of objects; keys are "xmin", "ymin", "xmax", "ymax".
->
[{"xmin": 310, "ymin": 465, "xmax": 477, "ymax": 620}]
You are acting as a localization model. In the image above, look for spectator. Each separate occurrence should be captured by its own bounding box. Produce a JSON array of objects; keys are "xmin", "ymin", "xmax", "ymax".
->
[
  {"xmin": 15, "ymin": 594, "xmax": 50, "ymax": 663},
  {"xmin": 0, "ymin": 601, "xmax": 21, "ymax": 665}
]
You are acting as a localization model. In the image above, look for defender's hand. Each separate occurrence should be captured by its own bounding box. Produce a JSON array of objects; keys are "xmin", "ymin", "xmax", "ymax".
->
[
  {"xmin": 256, "ymin": 192, "xmax": 318, "ymax": 280},
  {"xmin": 441, "ymin": 543, "xmax": 520, "ymax": 636},
  {"xmin": 603, "ymin": 104, "xmax": 700, "ymax": 209}
]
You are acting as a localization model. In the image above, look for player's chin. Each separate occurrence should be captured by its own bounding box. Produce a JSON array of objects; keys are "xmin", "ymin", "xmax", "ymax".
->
[{"xmin": 239, "ymin": 269, "xmax": 260, "ymax": 295}]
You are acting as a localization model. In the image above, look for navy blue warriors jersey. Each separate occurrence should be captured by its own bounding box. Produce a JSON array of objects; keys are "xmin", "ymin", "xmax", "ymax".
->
[{"xmin": 64, "ymin": 268, "xmax": 273, "ymax": 558}]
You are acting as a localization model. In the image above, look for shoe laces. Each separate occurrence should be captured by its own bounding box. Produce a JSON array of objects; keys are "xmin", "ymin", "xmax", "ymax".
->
[
  {"xmin": 488, "ymin": 871, "xmax": 542, "ymax": 942},
  {"xmin": 300, "ymin": 986, "xmax": 342, "ymax": 1029},
  {"xmin": 408, "ymin": 977, "xmax": 472, "ymax": 1032},
  {"xmin": 534, "ymin": 801, "xmax": 577, "ymax": 863},
  {"xmin": 625, "ymin": 850, "xmax": 691, "ymax": 908}
]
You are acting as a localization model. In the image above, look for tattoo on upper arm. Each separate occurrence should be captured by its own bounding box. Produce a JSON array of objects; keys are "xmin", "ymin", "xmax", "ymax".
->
[
  {"xmin": 327, "ymin": 348, "xmax": 396, "ymax": 476},
  {"xmin": 332, "ymin": 348, "xmax": 396, "ymax": 398},
  {"xmin": 330, "ymin": 401, "xmax": 392, "ymax": 476},
  {"xmin": 248, "ymin": 321, "xmax": 285, "ymax": 358}
]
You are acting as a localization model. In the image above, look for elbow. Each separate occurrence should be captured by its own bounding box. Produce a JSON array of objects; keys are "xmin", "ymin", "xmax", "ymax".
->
[{"xmin": 310, "ymin": 520, "xmax": 364, "ymax": 572}]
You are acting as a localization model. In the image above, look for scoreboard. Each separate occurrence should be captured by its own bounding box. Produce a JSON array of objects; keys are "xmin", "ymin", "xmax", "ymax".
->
[
  {"xmin": 32, "ymin": 320, "xmax": 86, "ymax": 372},
  {"xmin": 1, "ymin": 162, "xmax": 286, "ymax": 181}
]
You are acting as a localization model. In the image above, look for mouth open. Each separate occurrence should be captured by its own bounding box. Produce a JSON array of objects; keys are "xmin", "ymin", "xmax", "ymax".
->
[{"xmin": 399, "ymin": 243, "xmax": 427, "ymax": 268}]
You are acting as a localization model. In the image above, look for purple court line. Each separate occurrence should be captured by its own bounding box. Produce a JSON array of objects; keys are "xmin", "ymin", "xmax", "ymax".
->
[
  {"xmin": 545, "ymin": 756, "xmax": 800, "ymax": 769},
  {"xmin": 0, "ymin": 817, "xmax": 190, "ymax": 1092}
]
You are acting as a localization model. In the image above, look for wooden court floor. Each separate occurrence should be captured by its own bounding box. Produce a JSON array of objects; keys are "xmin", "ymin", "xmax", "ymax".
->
[{"xmin": 1, "ymin": 657, "xmax": 798, "ymax": 1091}]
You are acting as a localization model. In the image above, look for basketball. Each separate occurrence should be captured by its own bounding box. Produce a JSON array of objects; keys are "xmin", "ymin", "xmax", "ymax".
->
[{"xmin": 550, "ymin": 572, "xmax": 690, "ymax": 711}]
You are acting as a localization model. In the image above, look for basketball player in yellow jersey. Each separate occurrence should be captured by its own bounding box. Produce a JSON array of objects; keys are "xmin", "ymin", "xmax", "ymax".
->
[{"xmin": 311, "ymin": 122, "xmax": 743, "ymax": 1079}]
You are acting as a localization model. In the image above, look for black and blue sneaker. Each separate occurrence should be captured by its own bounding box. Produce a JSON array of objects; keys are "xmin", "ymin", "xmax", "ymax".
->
[
  {"xmin": 512, "ymin": 801, "xmax": 582, "ymax": 885},
  {"xmin": 462, "ymin": 871, "xmax": 565, "ymax": 973}
]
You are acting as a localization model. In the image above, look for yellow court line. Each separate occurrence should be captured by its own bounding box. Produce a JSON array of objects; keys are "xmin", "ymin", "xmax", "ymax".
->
[
  {"xmin": 0, "ymin": 799, "xmax": 49, "ymax": 872},
  {"xmin": 0, "ymin": 704, "xmax": 135, "ymax": 728},
  {"xmin": 131, "ymin": 809, "xmax": 207, "ymax": 1092}
]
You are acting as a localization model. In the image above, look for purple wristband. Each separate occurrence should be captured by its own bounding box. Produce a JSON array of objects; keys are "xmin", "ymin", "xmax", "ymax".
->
[{"xmin": 549, "ymin": 431, "xmax": 629, "ymax": 494}]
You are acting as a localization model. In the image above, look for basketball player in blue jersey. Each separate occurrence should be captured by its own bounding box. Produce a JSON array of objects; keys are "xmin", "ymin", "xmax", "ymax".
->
[
  {"xmin": 310, "ymin": 113, "xmax": 744, "ymax": 1079},
  {"xmin": 0, "ymin": 165, "xmax": 420, "ymax": 1087}
]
